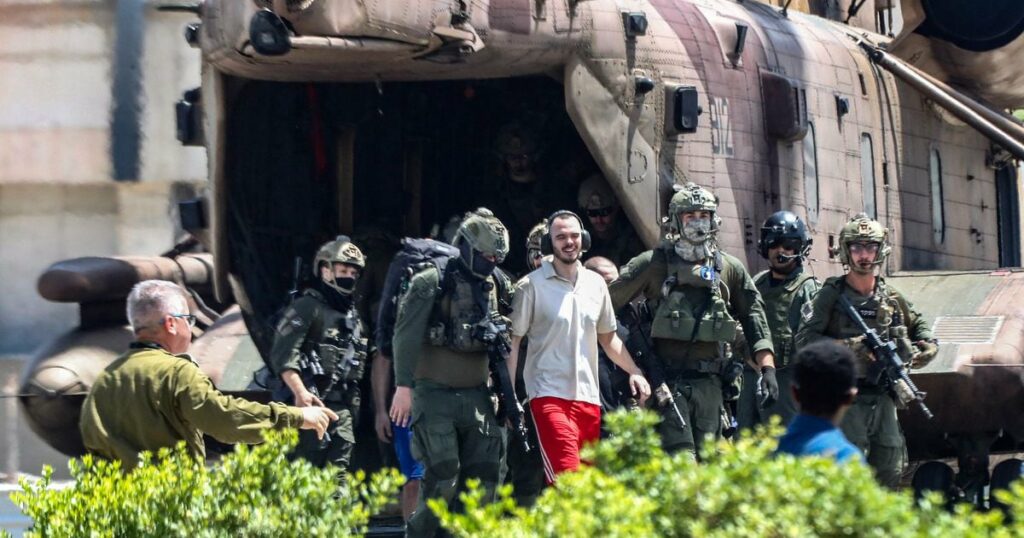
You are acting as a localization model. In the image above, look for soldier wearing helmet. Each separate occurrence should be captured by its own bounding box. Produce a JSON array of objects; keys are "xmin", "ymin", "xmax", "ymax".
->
[
  {"xmin": 577, "ymin": 174, "xmax": 643, "ymax": 266},
  {"xmin": 525, "ymin": 219, "xmax": 548, "ymax": 270},
  {"xmin": 389, "ymin": 208, "xmax": 513, "ymax": 537},
  {"xmin": 269, "ymin": 235, "xmax": 372, "ymax": 478},
  {"xmin": 795, "ymin": 213, "xmax": 938, "ymax": 487},
  {"xmin": 484, "ymin": 122, "xmax": 578, "ymax": 275},
  {"xmin": 737, "ymin": 211, "xmax": 820, "ymax": 431},
  {"xmin": 609, "ymin": 183, "xmax": 777, "ymax": 457}
]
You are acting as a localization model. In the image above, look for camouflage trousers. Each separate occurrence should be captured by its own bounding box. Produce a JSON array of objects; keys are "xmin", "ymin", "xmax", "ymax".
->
[
  {"xmin": 840, "ymin": 388, "xmax": 906, "ymax": 488},
  {"xmin": 656, "ymin": 375, "xmax": 724, "ymax": 458},
  {"xmin": 292, "ymin": 397, "xmax": 357, "ymax": 481},
  {"xmin": 736, "ymin": 366, "xmax": 797, "ymax": 431},
  {"xmin": 407, "ymin": 380, "xmax": 504, "ymax": 538}
]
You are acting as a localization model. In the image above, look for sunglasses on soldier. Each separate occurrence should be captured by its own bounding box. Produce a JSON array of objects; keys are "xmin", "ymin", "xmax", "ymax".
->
[
  {"xmin": 768, "ymin": 238, "xmax": 803, "ymax": 252},
  {"xmin": 586, "ymin": 207, "xmax": 615, "ymax": 218}
]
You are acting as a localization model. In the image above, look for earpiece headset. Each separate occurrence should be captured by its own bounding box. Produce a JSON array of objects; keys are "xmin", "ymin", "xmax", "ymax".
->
[{"xmin": 541, "ymin": 209, "xmax": 592, "ymax": 255}]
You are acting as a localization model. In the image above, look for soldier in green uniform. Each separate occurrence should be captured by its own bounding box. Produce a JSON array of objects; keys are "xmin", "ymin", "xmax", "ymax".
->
[
  {"xmin": 737, "ymin": 211, "xmax": 820, "ymax": 430},
  {"xmin": 80, "ymin": 280, "xmax": 336, "ymax": 470},
  {"xmin": 609, "ymin": 183, "xmax": 778, "ymax": 457},
  {"xmin": 270, "ymin": 236, "xmax": 371, "ymax": 478},
  {"xmin": 389, "ymin": 208, "xmax": 512, "ymax": 537},
  {"xmin": 795, "ymin": 214, "xmax": 939, "ymax": 487},
  {"xmin": 485, "ymin": 122, "xmax": 577, "ymax": 275},
  {"xmin": 577, "ymin": 174, "xmax": 644, "ymax": 267}
]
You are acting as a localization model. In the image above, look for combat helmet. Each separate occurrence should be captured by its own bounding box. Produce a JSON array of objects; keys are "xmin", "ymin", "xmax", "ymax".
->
[
  {"xmin": 758, "ymin": 210, "xmax": 812, "ymax": 261},
  {"xmin": 313, "ymin": 235, "xmax": 365, "ymax": 295},
  {"xmin": 495, "ymin": 122, "xmax": 539, "ymax": 157},
  {"xmin": 577, "ymin": 174, "xmax": 618, "ymax": 211},
  {"xmin": 453, "ymin": 208, "xmax": 510, "ymax": 279},
  {"xmin": 526, "ymin": 219, "xmax": 548, "ymax": 267},
  {"xmin": 667, "ymin": 183, "xmax": 720, "ymax": 237},
  {"xmin": 833, "ymin": 213, "xmax": 891, "ymax": 271}
]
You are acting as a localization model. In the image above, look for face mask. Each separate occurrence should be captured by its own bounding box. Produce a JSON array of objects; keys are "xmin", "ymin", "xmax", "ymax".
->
[
  {"xmin": 459, "ymin": 241, "xmax": 496, "ymax": 280},
  {"xmin": 682, "ymin": 217, "xmax": 712, "ymax": 243},
  {"xmin": 333, "ymin": 276, "xmax": 357, "ymax": 294},
  {"xmin": 674, "ymin": 240, "xmax": 714, "ymax": 262}
]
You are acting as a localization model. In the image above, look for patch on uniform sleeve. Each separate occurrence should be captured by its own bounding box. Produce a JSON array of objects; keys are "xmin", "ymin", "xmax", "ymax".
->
[
  {"xmin": 276, "ymin": 309, "xmax": 306, "ymax": 336},
  {"xmin": 801, "ymin": 301, "xmax": 815, "ymax": 323}
]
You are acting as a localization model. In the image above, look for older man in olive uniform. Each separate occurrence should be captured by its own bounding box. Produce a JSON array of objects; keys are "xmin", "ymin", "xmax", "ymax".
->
[
  {"xmin": 270, "ymin": 236, "xmax": 371, "ymax": 477},
  {"xmin": 737, "ymin": 211, "xmax": 820, "ymax": 430},
  {"xmin": 609, "ymin": 183, "xmax": 777, "ymax": 457},
  {"xmin": 795, "ymin": 214, "xmax": 938, "ymax": 487},
  {"xmin": 389, "ymin": 208, "xmax": 512, "ymax": 537},
  {"xmin": 577, "ymin": 174, "xmax": 643, "ymax": 267},
  {"xmin": 80, "ymin": 280, "xmax": 336, "ymax": 470}
]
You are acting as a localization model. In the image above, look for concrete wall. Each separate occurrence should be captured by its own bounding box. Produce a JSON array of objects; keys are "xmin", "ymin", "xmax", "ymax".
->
[
  {"xmin": 0, "ymin": 1, "xmax": 207, "ymax": 476},
  {"xmin": 0, "ymin": 1, "xmax": 206, "ymax": 355}
]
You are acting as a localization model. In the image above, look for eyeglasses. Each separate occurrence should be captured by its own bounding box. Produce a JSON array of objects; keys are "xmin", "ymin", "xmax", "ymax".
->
[
  {"xmin": 169, "ymin": 313, "xmax": 197, "ymax": 328},
  {"xmin": 849, "ymin": 242, "xmax": 880, "ymax": 254},
  {"xmin": 528, "ymin": 250, "xmax": 542, "ymax": 260},
  {"xmin": 586, "ymin": 207, "xmax": 615, "ymax": 218}
]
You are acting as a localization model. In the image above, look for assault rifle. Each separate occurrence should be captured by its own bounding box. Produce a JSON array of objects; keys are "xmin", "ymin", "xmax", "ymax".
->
[
  {"xmin": 473, "ymin": 315, "xmax": 531, "ymax": 453},
  {"xmin": 618, "ymin": 302, "xmax": 686, "ymax": 428},
  {"xmin": 836, "ymin": 294, "xmax": 934, "ymax": 419}
]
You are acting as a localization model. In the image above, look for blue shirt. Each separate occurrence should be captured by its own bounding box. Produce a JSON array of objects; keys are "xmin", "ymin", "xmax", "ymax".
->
[{"xmin": 776, "ymin": 414, "xmax": 863, "ymax": 463}]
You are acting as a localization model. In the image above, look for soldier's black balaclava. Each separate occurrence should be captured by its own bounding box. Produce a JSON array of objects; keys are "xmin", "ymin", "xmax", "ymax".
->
[{"xmin": 458, "ymin": 241, "xmax": 497, "ymax": 280}]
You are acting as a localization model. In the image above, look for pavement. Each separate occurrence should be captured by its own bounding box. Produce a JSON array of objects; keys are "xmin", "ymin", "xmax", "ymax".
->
[{"xmin": 0, "ymin": 483, "xmax": 30, "ymax": 537}]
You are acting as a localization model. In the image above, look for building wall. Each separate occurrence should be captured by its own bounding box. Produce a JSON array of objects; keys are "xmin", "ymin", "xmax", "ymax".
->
[
  {"xmin": 0, "ymin": 1, "xmax": 206, "ymax": 355},
  {"xmin": 0, "ymin": 1, "xmax": 206, "ymax": 478}
]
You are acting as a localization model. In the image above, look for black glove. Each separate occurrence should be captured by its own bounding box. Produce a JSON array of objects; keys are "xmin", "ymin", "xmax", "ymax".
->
[{"xmin": 757, "ymin": 366, "xmax": 779, "ymax": 409}]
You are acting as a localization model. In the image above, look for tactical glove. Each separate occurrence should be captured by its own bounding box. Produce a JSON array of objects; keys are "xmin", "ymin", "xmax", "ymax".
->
[
  {"xmin": 757, "ymin": 366, "xmax": 779, "ymax": 409},
  {"xmin": 911, "ymin": 340, "xmax": 939, "ymax": 369},
  {"xmin": 843, "ymin": 335, "xmax": 873, "ymax": 362}
]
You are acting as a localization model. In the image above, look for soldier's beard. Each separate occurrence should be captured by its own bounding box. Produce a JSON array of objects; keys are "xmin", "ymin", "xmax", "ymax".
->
[{"xmin": 770, "ymin": 256, "xmax": 798, "ymax": 275}]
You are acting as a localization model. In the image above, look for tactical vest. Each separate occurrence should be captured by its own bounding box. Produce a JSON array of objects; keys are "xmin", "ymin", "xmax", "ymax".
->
[
  {"xmin": 754, "ymin": 270, "xmax": 816, "ymax": 368},
  {"xmin": 650, "ymin": 250, "xmax": 738, "ymax": 344},
  {"xmin": 829, "ymin": 279, "xmax": 917, "ymax": 374},
  {"xmin": 427, "ymin": 267, "xmax": 505, "ymax": 354},
  {"xmin": 301, "ymin": 290, "xmax": 369, "ymax": 397}
]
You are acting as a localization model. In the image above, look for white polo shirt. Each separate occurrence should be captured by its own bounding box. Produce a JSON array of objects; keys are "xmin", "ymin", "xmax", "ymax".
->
[{"xmin": 510, "ymin": 259, "xmax": 617, "ymax": 406}]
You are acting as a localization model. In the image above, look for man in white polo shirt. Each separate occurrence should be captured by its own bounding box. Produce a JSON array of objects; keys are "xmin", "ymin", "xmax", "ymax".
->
[{"xmin": 508, "ymin": 210, "xmax": 650, "ymax": 483}]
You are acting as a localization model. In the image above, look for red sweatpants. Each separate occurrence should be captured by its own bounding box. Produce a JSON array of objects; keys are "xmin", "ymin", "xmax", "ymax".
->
[{"xmin": 529, "ymin": 396, "xmax": 602, "ymax": 484}]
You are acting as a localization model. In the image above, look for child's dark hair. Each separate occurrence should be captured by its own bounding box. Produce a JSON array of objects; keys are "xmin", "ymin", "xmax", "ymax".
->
[{"xmin": 793, "ymin": 341, "xmax": 857, "ymax": 415}]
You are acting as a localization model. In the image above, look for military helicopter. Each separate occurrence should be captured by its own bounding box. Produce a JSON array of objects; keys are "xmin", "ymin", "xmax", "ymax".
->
[{"xmin": 19, "ymin": 0, "xmax": 1024, "ymax": 508}]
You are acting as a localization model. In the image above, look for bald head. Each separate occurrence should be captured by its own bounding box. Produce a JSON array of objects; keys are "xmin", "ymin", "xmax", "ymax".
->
[{"xmin": 584, "ymin": 256, "xmax": 618, "ymax": 284}]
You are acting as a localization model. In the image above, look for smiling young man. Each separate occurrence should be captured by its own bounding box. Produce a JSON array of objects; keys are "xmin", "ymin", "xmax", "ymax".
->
[{"xmin": 509, "ymin": 211, "xmax": 650, "ymax": 483}]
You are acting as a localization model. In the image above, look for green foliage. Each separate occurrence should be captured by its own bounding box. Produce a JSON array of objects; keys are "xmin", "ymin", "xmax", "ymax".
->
[
  {"xmin": 13, "ymin": 430, "xmax": 402, "ymax": 538},
  {"xmin": 438, "ymin": 411, "xmax": 1024, "ymax": 537}
]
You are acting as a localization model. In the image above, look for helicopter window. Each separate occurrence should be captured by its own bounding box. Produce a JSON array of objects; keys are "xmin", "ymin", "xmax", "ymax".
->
[
  {"xmin": 930, "ymin": 147, "xmax": 945, "ymax": 244},
  {"xmin": 803, "ymin": 122, "xmax": 820, "ymax": 224},
  {"xmin": 860, "ymin": 133, "xmax": 876, "ymax": 219}
]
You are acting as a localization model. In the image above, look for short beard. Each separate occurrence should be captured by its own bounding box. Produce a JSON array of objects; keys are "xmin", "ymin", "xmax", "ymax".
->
[
  {"xmin": 770, "ymin": 257, "xmax": 797, "ymax": 275},
  {"xmin": 553, "ymin": 248, "xmax": 579, "ymax": 265}
]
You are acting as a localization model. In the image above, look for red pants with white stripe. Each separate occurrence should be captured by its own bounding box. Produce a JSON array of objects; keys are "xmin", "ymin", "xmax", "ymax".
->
[{"xmin": 529, "ymin": 396, "xmax": 602, "ymax": 484}]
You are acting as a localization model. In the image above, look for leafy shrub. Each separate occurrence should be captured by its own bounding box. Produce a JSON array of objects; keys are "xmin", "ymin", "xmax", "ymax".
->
[
  {"xmin": 13, "ymin": 430, "xmax": 402, "ymax": 537},
  {"xmin": 437, "ymin": 411, "xmax": 1024, "ymax": 537}
]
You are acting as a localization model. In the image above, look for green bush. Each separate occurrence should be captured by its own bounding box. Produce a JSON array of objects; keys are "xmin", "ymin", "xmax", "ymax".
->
[
  {"xmin": 436, "ymin": 411, "xmax": 1024, "ymax": 537},
  {"xmin": 12, "ymin": 430, "xmax": 402, "ymax": 537}
]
